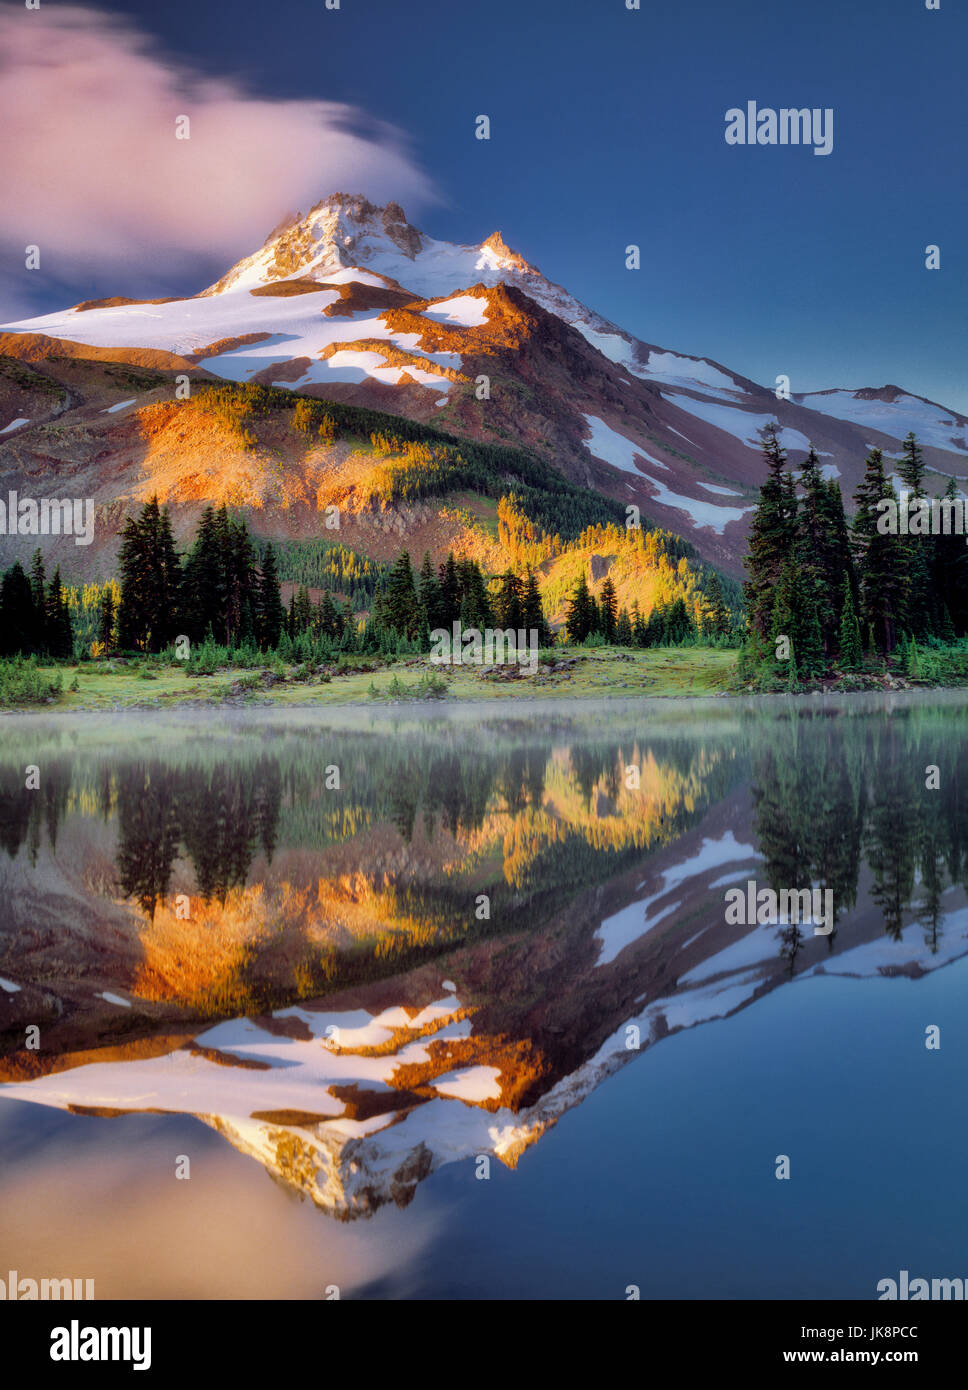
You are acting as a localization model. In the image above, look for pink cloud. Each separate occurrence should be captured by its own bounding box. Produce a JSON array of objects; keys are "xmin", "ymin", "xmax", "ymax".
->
[{"xmin": 0, "ymin": 4, "xmax": 436, "ymax": 291}]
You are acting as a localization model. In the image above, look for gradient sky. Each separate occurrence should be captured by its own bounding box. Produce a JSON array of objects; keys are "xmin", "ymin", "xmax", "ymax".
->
[{"xmin": 3, "ymin": 0, "xmax": 966, "ymax": 410}]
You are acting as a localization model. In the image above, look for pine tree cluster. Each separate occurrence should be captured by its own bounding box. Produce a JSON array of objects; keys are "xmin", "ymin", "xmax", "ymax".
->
[
  {"xmin": 0, "ymin": 549, "xmax": 74, "ymax": 658},
  {"xmin": 563, "ymin": 569, "xmax": 730, "ymax": 647},
  {"xmin": 370, "ymin": 550, "xmax": 551, "ymax": 649},
  {"xmin": 111, "ymin": 497, "xmax": 285, "ymax": 653},
  {"xmin": 743, "ymin": 425, "xmax": 966, "ymax": 676}
]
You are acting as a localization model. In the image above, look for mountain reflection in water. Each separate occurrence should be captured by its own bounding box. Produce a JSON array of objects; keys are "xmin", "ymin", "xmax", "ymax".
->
[{"xmin": 1, "ymin": 699, "xmax": 967, "ymax": 1220}]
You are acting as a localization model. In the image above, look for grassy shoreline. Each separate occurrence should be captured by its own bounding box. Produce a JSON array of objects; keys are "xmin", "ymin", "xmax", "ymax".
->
[
  {"xmin": 2, "ymin": 643, "xmax": 965, "ymax": 711},
  {"xmin": 1, "ymin": 647, "xmax": 734, "ymax": 709}
]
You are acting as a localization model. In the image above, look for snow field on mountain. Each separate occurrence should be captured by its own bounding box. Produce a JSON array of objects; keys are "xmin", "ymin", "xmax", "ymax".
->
[
  {"xmin": 420, "ymin": 293, "xmax": 489, "ymax": 327},
  {"xmin": 663, "ymin": 394, "xmax": 814, "ymax": 452},
  {"xmin": 581, "ymin": 413, "xmax": 668, "ymax": 474},
  {"xmin": 638, "ymin": 472, "xmax": 755, "ymax": 532},
  {"xmin": 3, "ymin": 280, "xmax": 457, "ymax": 394},
  {"xmin": 800, "ymin": 390, "xmax": 968, "ymax": 454},
  {"xmin": 582, "ymin": 413, "xmax": 753, "ymax": 531}
]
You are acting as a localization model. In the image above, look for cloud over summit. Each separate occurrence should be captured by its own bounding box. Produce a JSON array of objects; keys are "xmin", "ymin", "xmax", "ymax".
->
[{"xmin": 0, "ymin": 4, "xmax": 436, "ymax": 301}]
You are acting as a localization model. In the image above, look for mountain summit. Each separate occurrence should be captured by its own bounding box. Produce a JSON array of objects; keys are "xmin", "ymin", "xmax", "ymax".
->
[
  {"xmin": 2, "ymin": 193, "xmax": 967, "ymax": 573},
  {"xmin": 205, "ymin": 193, "xmax": 537, "ymax": 298}
]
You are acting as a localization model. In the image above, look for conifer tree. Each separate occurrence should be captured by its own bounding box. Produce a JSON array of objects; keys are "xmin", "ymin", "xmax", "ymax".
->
[
  {"xmin": 0, "ymin": 562, "xmax": 35, "ymax": 656},
  {"xmin": 289, "ymin": 585, "xmax": 313, "ymax": 635},
  {"xmin": 897, "ymin": 431, "xmax": 926, "ymax": 498},
  {"xmin": 317, "ymin": 591, "xmax": 340, "ymax": 640},
  {"xmin": 932, "ymin": 478, "xmax": 968, "ymax": 633},
  {"xmin": 385, "ymin": 551, "xmax": 420, "ymax": 638},
  {"xmin": 156, "ymin": 504, "xmax": 182, "ymax": 647},
  {"xmin": 256, "ymin": 542, "xmax": 283, "ymax": 650},
  {"xmin": 565, "ymin": 573, "xmax": 594, "ymax": 643},
  {"xmin": 896, "ymin": 431, "xmax": 936, "ymax": 637},
  {"xmin": 457, "ymin": 559, "xmax": 491, "ymax": 629},
  {"xmin": 702, "ymin": 571, "xmax": 731, "ymax": 638},
  {"xmin": 770, "ymin": 556, "xmax": 823, "ymax": 676},
  {"xmin": 438, "ymin": 552, "xmax": 461, "ymax": 625},
  {"xmin": 521, "ymin": 568, "xmax": 549, "ymax": 647},
  {"xmin": 117, "ymin": 496, "xmax": 181, "ymax": 652},
  {"xmin": 852, "ymin": 449, "xmax": 907, "ymax": 653},
  {"xmin": 99, "ymin": 586, "xmax": 116, "ymax": 653},
  {"xmin": 225, "ymin": 514, "xmax": 257, "ymax": 646},
  {"xmin": 493, "ymin": 568, "xmax": 523, "ymax": 631},
  {"xmin": 182, "ymin": 505, "xmax": 224, "ymax": 642},
  {"xmin": 744, "ymin": 422, "xmax": 798, "ymax": 639},
  {"xmin": 45, "ymin": 567, "xmax": 73, "ymax": 658},
  {"xmin": 824, "ymin": 477, "xmax": 860, "ymax": 619},
  {"xmin": 339, "ymin": 598, "xmax": 355, "ymax": 648},
  {"xmin": 796, "ymin": 448, "xmax": 847, "ymax": 655},
  {"xmin": 599, "ymin": 575, "xmax": 618, "ymax": 642},
  {"xmin": 417, "ymin": 551, "xmax": 445, "ymax": 631},
  {"xmin": 29, "ymin": 550, "xmax": 47, "ymax": 654},
  {"xmin": 838, "ymin": 577, "xmax": 862, "ymax": 670}
]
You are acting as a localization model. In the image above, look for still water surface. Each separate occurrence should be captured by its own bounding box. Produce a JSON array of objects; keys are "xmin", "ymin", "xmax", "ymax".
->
[{"xmin": 0, "ymin": 698, "xmax": 965, "ymax": 1298}]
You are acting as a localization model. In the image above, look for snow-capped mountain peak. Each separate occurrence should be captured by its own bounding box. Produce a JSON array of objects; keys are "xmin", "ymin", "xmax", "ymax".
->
[
  {"xmin": 3, "ymin": 192, "xmax": 968, "ymax": 577},
  {"xmin": 204, "ymin": 193, "xmax": 425, "ymax": 296},
  {"xmin": 204, "ymin": 193, "xmax": 579, "ymax": 310}
]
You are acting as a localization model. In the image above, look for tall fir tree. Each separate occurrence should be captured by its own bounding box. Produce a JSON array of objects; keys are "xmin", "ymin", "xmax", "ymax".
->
[
  {"xmin": 744, "ymin": 422, "xmax": 799, "ymax": 640},
  {"xmin": 702, "ymin": 571, "xmax": 731, "ymax": 638},
  {"xmin": 0, "ymin": 562, "xmax": 35, "ymax": 656},
  {"xmin": 521, "ymin": 568, "xmax": 549, "ymax": 647},
  {"xmin": 99, "ymin": 586, "xmax": 116, "ymax": 653},
  {"xmin": 437, "ymin": 552, "xmax": 461, "ymax": 625},
  {"xmin": 417, "ymin": 551, "xmax": 446, "ymax": 631},
  {"xmin": 932, "ymin": 477, "xmax": 968, "ymax": 634},
  {"xmin": 116, "ymin": 496, "xmax": 181, "ymax": 652},
  {"xmin": 796, "ymin": 447, "xmax": 850, "ymax": 655},
  {"xmin": 317, "ymin": 591, "xmax": 340, "ymax": 640},
  {"xmin": 598, "ymin": 575, "xmax": 618, "ymax": 642},
  {"xmin": 256, "ymin": 542, "xmax": 283, "ymax": 650},
  {"xmin": 493, "ymin": 568, "xmax": 523, "ymax": 631},
  {"xmin": 230, "ymin": 516, "xmax": 258, "ymax": 645},
  {"xmin": 182, "ymin": 505, "xmax": 225, "ymax": 642},
  {"xmin": 896, "ymin": 431, "xmax": 937, "ymax": 638},
  {"xmin": 385, "ymin": 550, "xmax": 420, "ymax": 638},
  {"xmin": 565, "ymin": 573, "xmax": 594, "ymax": 643},
  {"xmin": 852, "ymin": 449, "xmax": 907, "ymax": 654},
  {"xmin": 457, "ymin": 558, "xmax": 492, "ymax": 629},
  {"xmin": 838, "ymin": 577, "xmax": 862, "ymax": 670},
  {"xmin": 29, "ymin": 550, "xmax": 47, "ymax": 654},
  {"xmin": 897, "ymin": 431, "xmax": 926, "ymax": 498},
  {"xmin": 45, "ymin": 567, "xmax": 73, "ymax": 658}
]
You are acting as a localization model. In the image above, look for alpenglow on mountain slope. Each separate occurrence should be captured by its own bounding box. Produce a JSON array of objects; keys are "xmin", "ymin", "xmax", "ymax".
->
[{"xmin": 2, "ymin": 192, "xmax": 967, "ymax": 574}]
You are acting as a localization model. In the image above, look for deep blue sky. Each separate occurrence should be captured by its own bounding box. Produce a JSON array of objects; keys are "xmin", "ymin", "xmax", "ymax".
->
[{"xmin": 14, "ymin": 0, "xmax": 968, "ymax": 410}]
